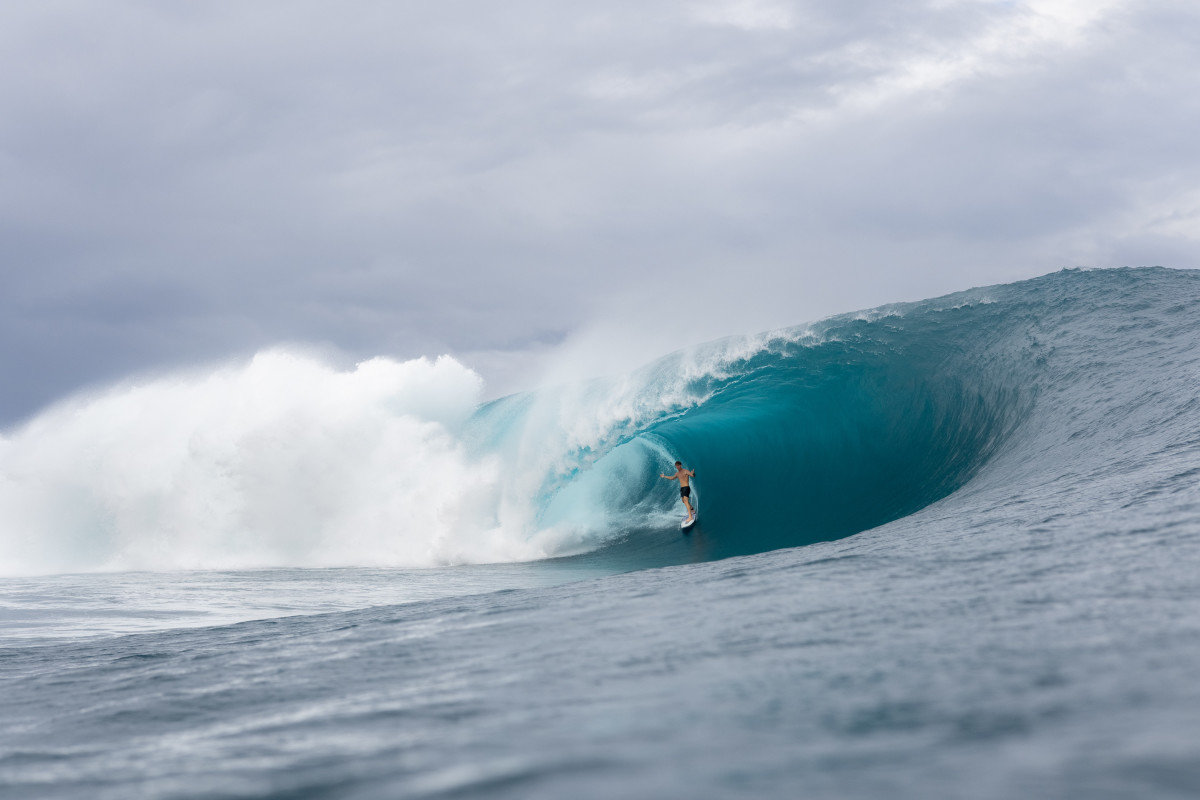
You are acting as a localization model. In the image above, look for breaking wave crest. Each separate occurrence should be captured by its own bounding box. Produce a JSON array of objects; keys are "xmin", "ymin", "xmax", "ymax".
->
[{"xmin": 3, "ymin": 267, "xmax": 1197, "ymax": 575}]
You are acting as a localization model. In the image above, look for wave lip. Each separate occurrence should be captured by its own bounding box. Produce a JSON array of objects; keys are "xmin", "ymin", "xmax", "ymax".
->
[
  {"xmin": 4, "ymin": 268, "xmax": 1198, "ymax": 575},
  {"xmin": 532, "ymin": 293, "xmax": 1032, "ymax": 566},
  {"xmin": 494, "ymin": 267, "xmax": 1200, "ymax": 568}
]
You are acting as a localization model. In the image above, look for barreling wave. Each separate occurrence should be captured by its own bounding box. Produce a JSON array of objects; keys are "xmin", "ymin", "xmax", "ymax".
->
[{"xmin": 2, "ymin": 267, "xmax": 1197, "ymax": 576}]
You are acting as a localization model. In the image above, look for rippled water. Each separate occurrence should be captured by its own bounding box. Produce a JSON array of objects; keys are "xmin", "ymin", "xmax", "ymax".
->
[{"xmin": 3, "ymin": 268, "xmax": 1200, "ymax": 798}]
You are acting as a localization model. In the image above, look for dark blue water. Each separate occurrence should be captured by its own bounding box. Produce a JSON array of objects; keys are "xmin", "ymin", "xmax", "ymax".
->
[{"xmin": 3, "ymin": 267, "xmax": 1200, "ymax": 798}]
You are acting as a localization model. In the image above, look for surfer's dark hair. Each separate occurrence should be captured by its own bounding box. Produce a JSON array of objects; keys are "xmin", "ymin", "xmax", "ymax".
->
[{"xmin": 675, "ymin": 461, "xmax": 682, "ymax": 467}]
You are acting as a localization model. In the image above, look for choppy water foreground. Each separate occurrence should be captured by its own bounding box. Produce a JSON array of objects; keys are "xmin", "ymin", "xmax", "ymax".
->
[{"xmin": 3, "ymin": 267, "xmax": 1200, "ymax": 798}]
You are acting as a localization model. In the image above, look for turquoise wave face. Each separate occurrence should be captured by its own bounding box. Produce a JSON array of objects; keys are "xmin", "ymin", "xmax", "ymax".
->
[
  {"xmin": 5, "ymin": 267, "xmax": 1195, "ymax": 577},
  {"xmin": 472, "ymin": 291, "xmax": 1035, "ymax": 569},
  {"xmin": 644, "ymin": 338, "xmax": 1023, "ymax": 561},
  {"xmin": 472, "ymin": 267, "xmax": 1200, "ymax": 570}
]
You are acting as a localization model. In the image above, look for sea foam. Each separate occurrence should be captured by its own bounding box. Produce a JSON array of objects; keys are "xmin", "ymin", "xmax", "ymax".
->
[{"xmin": 0, "ymin": 351, "xmax": 541, "ymax": 575}]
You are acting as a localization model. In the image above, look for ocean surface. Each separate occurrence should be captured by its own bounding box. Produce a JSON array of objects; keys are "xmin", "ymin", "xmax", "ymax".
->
[{"xmin": 2, "ymin": 267, "xmax": 1199, "ymax": 798}]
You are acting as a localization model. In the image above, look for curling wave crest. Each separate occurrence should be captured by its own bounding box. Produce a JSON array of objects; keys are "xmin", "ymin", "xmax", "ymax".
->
[{"xmin": 3, "ymin": 268, "xmax": 1192, "ymax": 576}]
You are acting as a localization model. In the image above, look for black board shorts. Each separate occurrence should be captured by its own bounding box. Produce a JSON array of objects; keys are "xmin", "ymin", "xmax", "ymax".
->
[{"xmin": 680, "ymin": 486, "xmax": 691, "ymax": 498}]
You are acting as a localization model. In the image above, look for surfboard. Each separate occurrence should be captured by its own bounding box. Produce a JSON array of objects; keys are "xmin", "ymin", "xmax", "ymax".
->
[{"xmin": 681, "ymin": 499, "xmax": 697, "ymax": 530}]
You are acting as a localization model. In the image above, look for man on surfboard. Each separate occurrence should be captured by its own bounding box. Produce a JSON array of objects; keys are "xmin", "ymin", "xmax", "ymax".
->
[{"xmin": 660, "ymin": 461, "xmax": 696, "ymax": 523}]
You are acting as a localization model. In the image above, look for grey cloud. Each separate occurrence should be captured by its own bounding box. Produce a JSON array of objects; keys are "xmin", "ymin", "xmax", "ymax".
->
[{"xmin": 1, "ymin": 0, "xmax": 1198, "ymax": 423}]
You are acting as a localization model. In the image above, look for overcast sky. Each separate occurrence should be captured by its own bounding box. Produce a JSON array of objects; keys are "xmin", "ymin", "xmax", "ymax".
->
[{"xmin": 2, "ymin": 0, "xmax": 1198, "ymax": 423}]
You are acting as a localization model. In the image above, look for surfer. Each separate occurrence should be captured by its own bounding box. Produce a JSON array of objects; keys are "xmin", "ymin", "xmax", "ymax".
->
[{"xmin": 660, "ymin": 461, "xmax": 696, "ymax": 523}]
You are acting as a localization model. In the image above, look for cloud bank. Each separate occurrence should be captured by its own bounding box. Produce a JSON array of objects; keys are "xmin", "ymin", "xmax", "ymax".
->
[{"xmin": 1, "ymin": 0, "xmax": 1198, "ymax": 421}]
